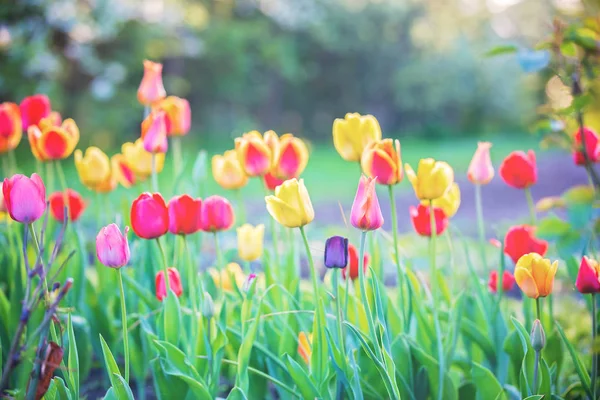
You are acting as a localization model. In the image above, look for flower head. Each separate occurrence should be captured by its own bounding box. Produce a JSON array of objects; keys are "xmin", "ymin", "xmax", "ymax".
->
[
  {"xmin": 200, "ymin": 195, "xmax": 235, "ymax": 232},
  {"xmin": 235, "ymin": 131, "xmax": 273, "ymax": 177},
  {"xmin": 0, "ymin": 102, "xmax": 22, "ymax": 153},
  {"xmin": 341, "ymin": 244, "xmax": 369, "ymax": 280},
  {"xmin": 488, "ymin": 270, "xmax": 515, "ymax": 293},
  {"xmin": 121, "ymin": 139, "xmax": 165, "ymax": 179},
  {"xmin": 424, "ymin": 182, "xmax": 460, "ymax": 218},
  {"xmin": 212, "ymin": 150, "xmax": 248, "ymax": 190},
  {"xmin": 49, "ymin": 189, "xmax": 86, "ymax": 223},
  {"xmin": 131, "ymin": 192, "xmax": 169, "ymax": 239},
  {"xmin": 141, "ymin": 111, "xmax": 168, "ymax": 154},
  {"xmin": 468, "ymin": 142, "xmax": 494, "ymax": 185},
  {"xmin": 324, "ymin": 236, "xmax": 349, "ymax": 269},
  {"xmin": 332, "ymin": 113, "xmax": 381, "ymax": 162},
  {"xmin": 137, "ymin": 60, "xmax": 166, "ymax": 105},
  {"xmin": 237, "ymin": 224, "xmax": 265, "ymax": 262},
  {"xmin": 405, "ymin": 158, "xmax": 454, "ymax": 201},
  {"xmin": 74, "ymin": 147, "xmax": 111, "ymax": 189},
  {"xmin": 28, "ymin": 117, "xmax": 79, "ymax": 161},
  {"xmin": 19, "ymin": 94, "xmax": 51, "ymax": 130},
  {"xmin": 265, "ymin": 178, "xmax": 314, "ymax": 228},
  {"xmin": 504, "ymin": 225, "xmax": 548, "ymax": 264},
  {"xmin": 350, "ymin": 175, "xmax": 384, "ymax": 231},
  {"xmin": 573, "ymin": 127, "xmax": 600, "ymax": 166},
  {"xmin": 155, "ymin": 267, "xmax": 183, "ymax": 301},
  {"xmin": 409, "ymin": 204, "xmax": 448, "ymax": 237},
  {"xmin": 96, "ymin": 224, "xmax": 130, "ymax": 268},
  {"xmin": 156, "ymin": 96, "xmax": 191, "ymax": 136},
  {"xmin": 514, "ymin": 253, "xmax": 558, "ymax": 299},
  {"xmin": 168, "ymin": 194, "xmax": 202, "ymax": 235},
  {"xmin": 272, "ymin": 134, "xmax": 309, "ymax": 180},
  {"xmin": 361, "ymin": 138, "xmax": 403, "ymax": 185},
  {"xmin": 3, "ymin": 173, "xmax": 46, "ymax": 223},
  {"xmin": 576, "ymin": 256, "xmax": 600, "ymax": 294},
  {"xmin": 499, "ymin": 150, "xmax": 537, "ymax": 189},
  {"xmin": 209, "ymin": 262, "xmax": 246, "ymax": 291},
  {"xmin": 298, "ymin": 332, "xmax": 313, "ymax": 364}
]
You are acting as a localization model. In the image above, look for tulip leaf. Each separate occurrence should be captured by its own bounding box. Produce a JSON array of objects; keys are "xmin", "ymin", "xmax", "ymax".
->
[
  {"xmin": 522, "ymin": 396, "xmax": 544, "ymax": 400},
  {"xmin": 164, "ymin": 291, "xmax": 182, "ymax": 345},
  {"xmin": 99, "ymin": 334, "xmax": 121, "ymax": 385},
  {"xmin": 536, "ymin": 215, "xmax": 571, "ymax": 240},
  {"xmin": 235, "ymin": 295, "xmax": 263, "ymax": 393},
  {"xmin": 227, "ymin": 387, "xmax": 249, "ymax": 400},
  {"xmin": 67, "ymin": 314, "xmax": 80, "ymax": 400},
  {"xmin": 112, "ymin": 373, "xmax": 135, "ymax": 400},
  {"xmin": 485, "ymin": 44, "xmax": 518, "ymax": 57},
  {"xmin": 555, "ymin": 323, "xmax": 593, "ymax": 399},
  {"xmin": 471, "ymin": 362, "xmax": 506, "ymax": 400},
  {"xmin": 409, "ymin": 338, "xmax": 458, "ymax": 400},
  {"xmin": 121, "ymin": 272, "xmax": 160, "ymax": 309},
  {"xmin": 283, "ymin": 354, "xmax": 320, "ymax": 399}
]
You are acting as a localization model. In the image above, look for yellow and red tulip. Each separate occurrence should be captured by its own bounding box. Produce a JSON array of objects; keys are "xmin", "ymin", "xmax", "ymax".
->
[
  {"xmin": 155, "ymin": 96, "xmax": 191, "ymax": 136},
  {"xmin": 121, "ymin": 139, "xmax": 165, "ymax": 180},
  {"xmin": 361, "ymin": 138, "xmax": 403, "ymax": 185},
  {"xmin": 0, "ymin": 102, "xmax": 22, "ymax": 153},
  {"xmin": 272, "ymin": 134, "xmax": 309, "ymax": 180},
  {"xmin": 111, "ymin": 154, "xmax": 136, "ymax": 188},
  {"xmin": 28, "ymin": 117, "xmax": 79, "ymax": 161},
  {"xmin": 332, "ymin": 113, "xmax": 381, "ymax": 162},
  {"xmin": 298, "ymin": 332, "xmax": 313, "ymax": 364},
  {"xmin": 235, "ymin": 131, "xmax": 273, "ymax": 177}
]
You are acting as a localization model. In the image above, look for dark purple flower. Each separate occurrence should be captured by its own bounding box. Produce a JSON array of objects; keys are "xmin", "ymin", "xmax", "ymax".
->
[{"xmin": 324, "ymin": 236, "xmax": 349, "ymax": 269}]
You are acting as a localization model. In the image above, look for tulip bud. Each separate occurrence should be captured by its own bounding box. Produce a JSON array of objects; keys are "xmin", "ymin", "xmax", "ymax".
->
[
  {"xmin": 499, "ymin": 150, "xmax": 537, "ymax": 189},
  {"xmin": 202, "ymin": 293, "xmax": 215, "ymax": 319},
  {"xmin": 243, "ymin": 273, "xmax": 257, "ymax": 293},
  {"xmin": 467, "ymin": 142, "xmax": 494, "ymax": 185},
  {"xmin": 324, "ymin": 236, "xmax": 348, "ymax": 269},
  {"xmin": 155, "ymin": 267, "xmax": 183, "ymax": 301},
  {"xmin": 350, "ymin": 175, "xmax": 384, "ymax": 231},
  {"xmin": 515, "ymin": 253, "xmax": 558, "ymax": 299},
  {"xmin": 141, "ymin": 111, "xmax": 168, "ymax": 154},
  {"xmin": 531, "ymin": 319, "xmax": 546, "ymax": 352},
  {"xmin": 200, "ymin": 195, "xmax": 235, "ymax": 232},
  {"xmin": 3, "ymin": 173, "xmax": 46, "ymax": 223},
  {"xmin": 96, "ymin": 224, "xmax": 130, "ymax": 268},
  {"xmin": 137, "ymin": 60, "xmax": 166, "ymax": 105}
]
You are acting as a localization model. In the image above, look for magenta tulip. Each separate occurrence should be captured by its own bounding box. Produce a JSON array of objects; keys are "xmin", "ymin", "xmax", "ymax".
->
[
  {"xmin": 96, "ymin": 224, "xmax": 131, "ymax": 268},
  {"xmin": 2, "ymin": 173, "xmax": 46, "ymax": 223},
  {"xmin": 350, "ymin": 175, "xmax": 384, "ymax": 231}
]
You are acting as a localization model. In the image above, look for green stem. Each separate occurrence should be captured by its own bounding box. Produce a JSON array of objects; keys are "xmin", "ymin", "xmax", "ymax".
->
[
  {"xmin": 387, "ymin": 185, "xmax": 410, "ymax": 331},
  {"xmin": 333, "ymin": 269, "xmax": 345, "ymax": 353},
  {"xmin": 46, "ymin": 161, "xmax": 56, "ymax": 193},
  {"xmin": 525, "ymin": 188, "xmax": 537, "ymax": 225},
  {"xmin": 299, "ymin": 227, "xmax": 319, "ymax": 308},
  {"xmin": 429, "ymin": 202, "xmax": 445, "ymax": 400},
  {"xmin": 593, "ymin": 293, "xmax": 597, "ymax": 400},
  {"xmin": 184, "ymin": 236, "xmax": 200, "ymax": 351},
  {"xmin": 214, "ymin": 232, "xmax": 224, "ymax": 299},
  {"xmin": 533, "ymin": 350, "xmax": 540, "ymax": 392},
  {"xmin": 151, "ymin": 154, "xmax": 159, "ymax": 193},
  {"xmin": 235, "ymin": 189, "xmax": 246, "ymax": 226},
  {"xmin": 117, "ymin": 269, "xmax": 130, "ymax": 382},
  {"xmin": 535, "ymin": 297, "xmax": 541, "ymax": 321},
  {"xmin": 263, "ymin": 181, "xmax": 279, "ymax": 274},
  {"xmin": 156, "ymin": 238, "xmax": 170, "ymax": 340},
  {"xmin": 357, "ymin": 230, "xmax": 382, "ymax": 359},
  {"xmin": 172, "ymin": 136, "xmax": 182, "ymax": 182},
  {"xmin": 474, "ymin": 184, "xmax": 488, "ymax": 270}
]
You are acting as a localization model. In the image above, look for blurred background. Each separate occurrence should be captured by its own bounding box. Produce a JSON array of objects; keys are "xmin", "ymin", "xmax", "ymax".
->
[{"xmin": 0, "ymin": 0, "xmax": 593, "ymax": 233}]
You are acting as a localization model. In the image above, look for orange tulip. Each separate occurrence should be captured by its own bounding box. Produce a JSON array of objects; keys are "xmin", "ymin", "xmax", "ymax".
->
[
  {"xmin": 361, "ymin": 138, "xmax": 403, "ymax": 185},
  {"xmin": 155, "ymin": 96, "xmax": 191, "ymax": 136},
  {"xmin": 0, "ymin": 102, "xmax": 22, "ymax": 153},
  {"xmin": 137, "ymin": 60, "xmax": 166, "ymax": 105},
  {"xmin": 514, "ymin": 253, "xmax": 558, "ymax": 299},
  {"xmin": 235, "ymin": 131, "xmax": 273, "ymax": 177},
  {"xmin": 298, "ymin": 332, "xmax": 312, "ymax": 364},
  {"xmin": 28, "ymin": 117, "xmax": 79, "ymax": 161},
  {"xmin": 467, "ymin": 142, "xmax": 494, "ymax": 185},
  {"xmin": 272, "ymin": 134, "xmax": 309, "ymax": 179},
  {"xmin": 141, "ymin": 111, "xmax": 168, "ymax": 154}
]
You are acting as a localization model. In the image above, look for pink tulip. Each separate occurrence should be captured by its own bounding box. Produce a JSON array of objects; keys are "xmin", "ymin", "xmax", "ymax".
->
[
  {"xmin": 96, "ymin": 224, "xmax": 131, "ymax": 268},
  {"xmin": 467, "ymin": 142, "xmax": 494, "ymax": 185},
  {"xmin": 576, "ymin": 256, "xmax": 600, "ymax": 294},
  {"xmin": 137, "ymin": 60, "xmax": 167, "ymax": 105},
  {"xmin": 200, "ymin": 195, "xmax": 235, "ymax": 232},
  {"xmin": 141, "ymin": 111, "xmax": 168, "ymax": 154},
  {"xmin": 168, "ymin": 194, "xmax": 202, "ymax": 235},
  {"xmin": 2, "ymin": 173, "xmax": 46, "ymax": 223},
  {"xmin": 350, "ymin": 175, "xmax": 384, "ymax": 231},
  {"xmin": 131, "ymin": 192, "xmax": 169, "ymax": 239}
]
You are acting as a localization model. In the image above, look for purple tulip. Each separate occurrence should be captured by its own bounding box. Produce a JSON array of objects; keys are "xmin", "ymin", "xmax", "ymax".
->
[{"xmin": 324, "ymin": 236, "xmax": 348, "ymax": 269}]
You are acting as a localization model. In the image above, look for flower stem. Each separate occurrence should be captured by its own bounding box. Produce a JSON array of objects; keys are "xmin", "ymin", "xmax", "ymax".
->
[
  {"xmin": 235, "ymin": 189, "xmax": 246, "ymax": 226},
  {"xmin": 332, "ymin": 268, "xmax": 345, "ymax": 353},
  {"xmin": 524, "ymin": 188, "xmax": 537, "ymax": 226},
  {"xmin": 173, "ymin": 136, "xmax": 182, "ymax": 182},
  {"xmin": 474, "ymin": 184, "xmax": 488, "ymax": 270},
  {"xmin": 184, "ymin": 236, "xmax": 199, "ymax": 353},
  {"xmin": 536, "ymin": 297, "xmax": 541, "ymax": 321},
  {"xmin": 155, "ymin": 238, "xmax": 170, "ymax": 340},
  {"xmin": 151, "ymin": 154, "xmax": 159, "ymax": 193},
  {"xmin": 387, "ymin": 185, "xmax": 410, "ymax": 331},
  {"xmin": 429, "ymin": 202, "xmax": 445, "ymax": 400},
  {"xmin": 533, "ymin": 350, "xmax": 540, "ymax": 392},
  {"xmin": 299, "ymin": 227, "xmax": 319, "ymax": 306},
  {"xmin": 262, "ymin": 181, "xmax": 279, "ymax": 278},
  {"xmin": 213, "ymin": 232, "xmax": 224, "ymax": 300},
  {"xmin": 593, "ymin": 293, "xmax": 597, "ymax": 400},
  {"xmin": 117, "ymin": 269, "xmax": 130, "ymax": 383},
  {"xmin": 357, "ymin": 230, "xmax": 382, "ymax": 359}
]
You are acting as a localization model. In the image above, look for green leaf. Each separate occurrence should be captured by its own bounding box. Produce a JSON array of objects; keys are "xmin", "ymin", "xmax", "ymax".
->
[
  {"xmin": 164, "ymin": 292, "xmax": 182, "ymax": 345},
  {"xmin": 235, "ymin": 297, "xmax": 263, "ymax": 393},
  {"xmin": 121, "ymin": 271, "xmax": 160, "ymax": 309},
  {"xmin": 485, "ymin": 45, "xmax": 518, "ymax": 57},
  {"xmin": 99, "ymin": 334, "xmax": 121, "ymax": 388},
  {"xmin": 523, "ymin": 396, "xmax": 544, "ymax": 400},
  {"xmin": 409, "ymin": 339, "xmax": 458, "ymax": 400},
  {"xmin": 555, "ymin": 323, "xmax": 593, "ymax": 399},
  {"xmin": 284, "ymin": 354, "xmax": 320, "ymax": 399},
  {"xmin": 112, "ymin": 373, "xmax": 135, "ymax": 400},
  {"xmin": 227, "ymin": 387, "xmax": 249, "ymax": 400},
  {"xmin": 309, "ymin": 297, "xmax": 328, "ymax": 388},
  {"xmin": 471, "ymin": 362, "xmax": 506, "ymax": 400},
  {"xmin": 53, "ymin": 376, "xmax": 72, "ymax": 400},
  {"xmin": 67, "ymin": 314, "xmax": 79, "ymax": 400},
  {"xmin": 536, "ymin": 215, "xmax": 572, "ymax": 240}
]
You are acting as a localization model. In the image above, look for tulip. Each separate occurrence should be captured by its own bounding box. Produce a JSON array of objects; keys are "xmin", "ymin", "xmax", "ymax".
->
[
  {"xmin": 131, "ymin": 192, "xmax": 169, "ymax": 239},
  {"xmin": 409, "ymin": 204, "xmax": 448, "ymax": 237},
  {"xmin": 28, "ymin": 117, "xmax": 80, "ymax": 161},
  {"xmin": 96, "ymin": 224, "xmax": 130, "ymax": 268},
  {"xmin": 237, "ymin": 223, "xmax": 265, "ymax": 261},
  {"xmin": 235, "ymin": 131, "xmax": 273, "ymax": 177},
  {"xmin": 121, "ymin": 139, "xmax": 165, "ymax": 179},
  {"xmin": 263, "ymin": 172, "xmax": 285, "ymax": 191},
  {"xmin": 49, "ymin": 189, "xmax": 86, "ymax": 223},
  {"xmin": 324, "ymin": 236, "xmax": 348, "ymax": 269},
  {"xmin": 74, "ymin": 147, "xmax": 111, "ymax": 189},
  {"xmin": 209, "ymin": 262, "xmax": 245, "ymax": 291},
  {"xmin": 535, "ymin": 196, "xmax": 566, "ymax": 212},
  {"xmin": 111, "ymin": 154, "xmax": 136, "ymax": 188},
  {"xmin": 3, "ymin": 173, "xmax": 46, "ymax": 223},
  {"xmin": 350, "ymin": 175, "xmax": 384, "ymax": 231},
  {"xmin": 48, "ymin": 111, "xmax": 62, "ymax": 126},
  {"xmin": 265, "ymin": 178, "xmax": 314, "ymax": 228},
  {"xmin": 168, "ymin": 194, "xmax": 202, "ymax": 235},
  {"xmin": 425, "ymin": 183, "xmax": 461, "ymax": 218},
  {"xmin": 155, "ymin": 267, "xmax": 183, "ymax": 301},
  {"xmin": 298, "ymin": 331, "xmax": 313, "ymax": 364},
  {"xmin": 156, "ymin": 96, "xmax": 191, "ymax": 136},
  {"xmin": 137, "ymin": 60, "xmax": 166, "ymax": 105},
  {"xmin": 514, "ymin": 253, "xmax": 558, "ymax": 299},
  {"xmin": 361, "ymin": 139, "xmax": 403, "ymax": 185},
  {"xmin": 405, "ymin": 158, "xmax": 454, "ymax": 201},
  {"xmin": 576, "ymin": 256, "xmax": 600, "ymax": 294},
  {"xmin": 332, "ymin": 112, "xmax": 382, "ymax": 162},
  {"xmin": 503, "ymin": 225, "xmax": 548, "ymax": 264},
  {"xmin": 211, "ymin": 150, "xmax": 248, "ymax": 190},
  {"xmin": 19, "ymin": 94, "xmax": 51, "ymax": 130},
  {"xmin": 573, "ymin": 127, "xmax": 600, "ymax": 165},
  {"xmin": 93, "ymin": 172, "xmax": 118, "ymax": 194},
  {"xmin": 200, "ymin": 195, "xmax": 235, "ymax": 232},
  {"xmin": 0, "ymin": 102, "xmax": 22, "ymax": 153},
  {"xmin": 141, "ymin": 111, "xmax": 168, "ymax": 154},
  {"xmin": 499, "ymin": 150, "xmax": 537, "ymax": 189},
  {"xmin": 272, "ymin": 134, "xmax": 309, "ymax": 179},
  {"xmin": 341, "ymin": 243, "xmax": 369, "ymax": 280},
  {"xmin": 264, "ymin": 130, "xmax": 280, "ymax": 156},
  {"xmin": 488, "ymin": 270, "xmax": 516, "ymax": 293},
  {"xmin": 467, "ymin": 142, "xmax": 494, "ymax": 185}
]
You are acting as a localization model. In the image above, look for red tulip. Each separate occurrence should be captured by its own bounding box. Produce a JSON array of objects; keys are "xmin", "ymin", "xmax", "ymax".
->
[
  {"xmin": 573, "ymin": 127, "xmax": 600, "ymax": 165},
  {"xmin": 503, "ymin": 225, "xmax": 548, "ymax": 264},
  {"xmin": 264, "ymin": 171, "xmax": 286, "ymax": 191},
  {"xmin": 19, "ymin": 94, "xmax": 51, "ymax": 130},
  {"xmin": 155, "ymin": 267, "xmax": 183, "ymax": 301},
  {"xmin": 200, "ymin": 195, "xmax": 235, "ymax": 232},
  {"xmin": 488, "ymin": 270, "xmax": 515, "ymax": 293},
  {"xmin": 131, "ymin": 192, "xmax": 169, "ymax": 239},
  {"xmin": 96, "ymin": 224, "xmax": 130, "ymax": 268},
  {"xmin": 409, "ymin": 204, "xmax": 448, "ymax": 237},
  {"xmin": 499, "ymin": 150, "xmax": 537, "ymax": 189},
  {"xmin": 341, "ymin": 244, "xmax": 369, "ymax": 280},
  {"xmin": 350, "ymin": 175, "xmax": 384, "ymax": 231},
  {"xmin": 49, "ymin": 189, "xmax": 86, "ymax": 223},
  {"xmin": 137, "ymin": 60, "xmax": 166, "ymax": 106},
  {"xmin": 0, "ymin": 102, "xmax": 22, "ymax": 153},
  {"xmin": 168, "ymin": 194, "xmax": 202, "ymax": 235},
  {"xmin": 576, "ymin": 256, "xmax": 600, "ymax": 294},
  {"xmin": 3, "ymin": 173, "xmax": 46, "ymax": 223}
]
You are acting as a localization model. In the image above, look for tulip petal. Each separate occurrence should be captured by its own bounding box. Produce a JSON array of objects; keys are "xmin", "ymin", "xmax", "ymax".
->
[
  {"xmin": 265, "ymin": 195, "xmax": 302, "ymax": 228},
  {"xmin": 543, "ymin": 260, "xmax": 558, "ymax": 297},
  {"xmin": 515, "ymin": 266, "xmax": 539, "ymax": 299}
]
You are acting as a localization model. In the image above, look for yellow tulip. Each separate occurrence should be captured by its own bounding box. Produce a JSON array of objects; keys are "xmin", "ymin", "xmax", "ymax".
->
[
  {"xmin": 265, "ymin": 178, "xmax": 314, "ymax": 228},
  {"xmin": 298, "ymin": 331, "xmax": 312, "ymax": 364},
  {"xmin": 121, "ymin": 139, "xmax": 165, "ymax": 179},
  {"xmin": 235, "ymin": 130, "xmax": 273, "ymax": 176},
  {"xmin": 208, "ymin": 262, "xmax": 246, "ymax": 291},
  {"xmin": 514, "ymin": 253, "xmax": 558, "ymax": 299},
  {"xmin": 361, "ymin": 138, "xmax": 403, "ymax": 185},
  {"xmin": 211, "ymin": 150, "xmax": 248, "ymax": 190},
  {"xmin": 74, "ymin": 147, "xmax": 111, "ymax": 189},
  {"xmin": 424, "ymin": 183, "xmax": 461, "ymax": 218},
  {"xmin": 405, "ymin": 158, "xmax": 454, "ymax": 201},
  {"xmin": 237, "ymin": 223, "xmax": 265, "ymax": 262},
  {"xmin": 332, "ymin": 113, "xmax": 382, "ymax": 162}
]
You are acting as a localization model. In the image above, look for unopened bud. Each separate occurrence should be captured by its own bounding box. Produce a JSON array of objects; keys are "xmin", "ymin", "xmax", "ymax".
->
[
  {"xmin": 202, "ymin": 293, "xmax": 214, "ymax": 319},
  {"xmin": 531, "ymin": 319, "xmax": 546, "ymax": 352},
  {"xmin": 243, "ymin": 273, "xmax": 257, "ymax": 293}
]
